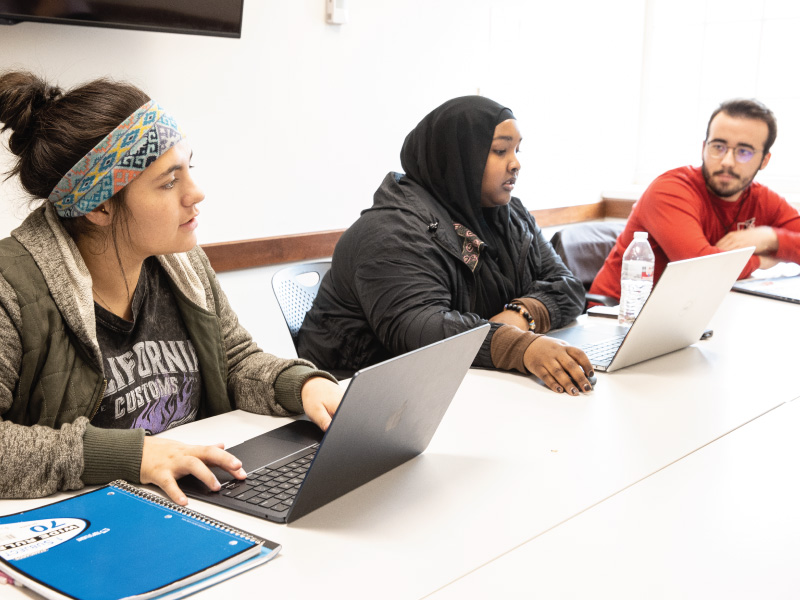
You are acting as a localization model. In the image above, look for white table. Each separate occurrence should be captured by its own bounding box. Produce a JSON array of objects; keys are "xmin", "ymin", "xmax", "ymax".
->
[
  {"xmin": 428, "ymin": 397, "xmax": 800, "ymax": 600},
  {"xmin": 2, "ymin": 291, "xmax": 797, "ymax": 599}
]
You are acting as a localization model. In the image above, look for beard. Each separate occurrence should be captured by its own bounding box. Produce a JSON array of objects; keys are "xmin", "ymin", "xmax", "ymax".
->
[{"xmin": 701, "ymin": 161, "xmax": 757, "ymax": 199}]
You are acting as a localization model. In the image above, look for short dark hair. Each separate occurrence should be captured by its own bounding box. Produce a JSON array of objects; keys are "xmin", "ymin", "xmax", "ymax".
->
[{"xmin": 706, "ymin": 99, "xmax": 777, "ymax": 155}]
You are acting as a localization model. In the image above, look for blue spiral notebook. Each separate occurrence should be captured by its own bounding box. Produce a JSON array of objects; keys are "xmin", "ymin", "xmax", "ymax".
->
[{"xmin": 0, "ymin": 480, "xmax": 281, "ymax": 600}]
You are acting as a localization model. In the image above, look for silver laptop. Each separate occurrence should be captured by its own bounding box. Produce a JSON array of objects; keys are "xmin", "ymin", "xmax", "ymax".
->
[
  {"xmin": 549, "ymin": 247, "xmax": 753, "ymax": 372},
  {"xmin": 180, "ymin": 324, "xmax": 489, "ymax": 523}
]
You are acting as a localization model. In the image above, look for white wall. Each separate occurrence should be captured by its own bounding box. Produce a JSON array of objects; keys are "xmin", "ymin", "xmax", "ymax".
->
[
  {"xmin": 4, "ymin": 1, "xmax": 800, "ymax": 352},
  {"xmin": 0, "ymin": 0, "xmax": 646, "ymax": 243},
  {"xmin": 636, "ymin": 0, "xmax": 800, "ymax": 203}
]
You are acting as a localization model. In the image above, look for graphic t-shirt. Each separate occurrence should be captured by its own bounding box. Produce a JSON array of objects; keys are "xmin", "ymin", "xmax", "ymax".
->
[{"xmin": 91, "ymin": 257, "xmax": 202, "ymax": 434}]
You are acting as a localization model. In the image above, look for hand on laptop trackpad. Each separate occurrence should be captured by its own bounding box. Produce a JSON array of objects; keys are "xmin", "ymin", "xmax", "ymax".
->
[
  {"xmin": 178, "ymin": 420, "xmax": 324, "ymax": 492},
  {"xmin": 226, "ymin": 421, "xmax": 323, "ymax": 474}
]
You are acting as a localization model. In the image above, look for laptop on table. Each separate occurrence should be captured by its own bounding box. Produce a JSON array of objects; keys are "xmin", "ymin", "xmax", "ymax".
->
[
  {"xmin": 180, "ymin": 324, "xmax": 489, "ymax": 523},
  {"xmin": 548, "ymin": 247, "xmax": 753, "ymax": 372},
  {"xmin": 732, "ymin": 274, "xmax": 800, "ymax": 304}
]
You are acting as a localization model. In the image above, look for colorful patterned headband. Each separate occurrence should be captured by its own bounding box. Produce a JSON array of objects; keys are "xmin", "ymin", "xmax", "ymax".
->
[{"xmin": 48, "ymin": 100, "xmax": 184, "ymax": 217}]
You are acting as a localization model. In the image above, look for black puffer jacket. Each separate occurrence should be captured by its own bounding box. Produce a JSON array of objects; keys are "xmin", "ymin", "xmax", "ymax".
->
[{"xmin": 297, "ymin": 172, "xmax": 585, "ymax": 374}]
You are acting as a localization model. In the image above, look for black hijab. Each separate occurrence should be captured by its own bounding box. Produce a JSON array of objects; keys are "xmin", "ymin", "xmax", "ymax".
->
[{"xmin": 400, "ymin": 95, "xmax": 521, "ymax": 316}]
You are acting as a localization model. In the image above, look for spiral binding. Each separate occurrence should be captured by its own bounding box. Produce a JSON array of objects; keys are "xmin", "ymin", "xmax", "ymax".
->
[{"xmin": 109, "ymin": 480, "xmax": 267, "ymax": 546}]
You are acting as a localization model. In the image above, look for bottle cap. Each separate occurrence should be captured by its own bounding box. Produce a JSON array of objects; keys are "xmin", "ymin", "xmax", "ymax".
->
[{"xmin": 633, "ymin": 231, "xmax": 648, "ymax": 240}]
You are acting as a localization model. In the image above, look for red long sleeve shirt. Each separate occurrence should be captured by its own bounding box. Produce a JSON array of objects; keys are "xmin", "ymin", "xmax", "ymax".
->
[{"xmin": 590, "ymin": 166, "xmax": 800, "ymax": 300}]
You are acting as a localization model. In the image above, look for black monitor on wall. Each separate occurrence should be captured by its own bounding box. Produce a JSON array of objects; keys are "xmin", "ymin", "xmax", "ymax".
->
[{"xmin": 0, "ymin": 0, "xmax": 244, "ymax": 39}]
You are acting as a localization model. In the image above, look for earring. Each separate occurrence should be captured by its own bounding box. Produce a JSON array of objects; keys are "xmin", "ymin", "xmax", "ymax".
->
[{"xmin": 99, "ymin": 206, "xmax": 108, "ymax": 214}]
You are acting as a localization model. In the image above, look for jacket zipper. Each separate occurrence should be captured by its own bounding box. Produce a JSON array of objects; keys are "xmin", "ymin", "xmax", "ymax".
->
[
  {"xmin": 516, "ymin": 233, "xmax": 533, "ymax": 284},
  {"xmin": 89, "ymin": 379, "xmax": 107, "ymax": 420}
]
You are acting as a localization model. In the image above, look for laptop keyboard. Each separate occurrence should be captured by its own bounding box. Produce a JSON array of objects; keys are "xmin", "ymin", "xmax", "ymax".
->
[
  {"xmin": 218, "ymin": 447, "xmax": 318, "ymax": 516},
  {"xmin": 581, "ymin": 334, "xmax": 626, "ymax": 364}
]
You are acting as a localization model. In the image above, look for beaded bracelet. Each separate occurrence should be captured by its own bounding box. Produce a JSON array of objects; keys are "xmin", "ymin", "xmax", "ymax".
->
[{"xmin": 504, "ymin": 302, "xmax": 536, "ymax": 331}]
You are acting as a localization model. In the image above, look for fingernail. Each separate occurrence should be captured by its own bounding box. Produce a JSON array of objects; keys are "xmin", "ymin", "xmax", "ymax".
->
[
  {"xmin": 584, "ymin": 384, "xmax": 592, "ymax": 392},
  {"xmin": 571, "ymin": 387, "xmax": 578, "ymax": 395},
  {"xmin": 588, "ymin": 371, "xmax": 595, "ymax": 377},
  {"xmin": 556, "ymin": 386, "xmax": 564, "ymax": 393}
]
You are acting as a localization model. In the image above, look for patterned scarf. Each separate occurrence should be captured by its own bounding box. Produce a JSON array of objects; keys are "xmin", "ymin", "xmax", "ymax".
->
[{"xmin": 454, "ymin": 223, "xmax": 485, "ymax": 272}]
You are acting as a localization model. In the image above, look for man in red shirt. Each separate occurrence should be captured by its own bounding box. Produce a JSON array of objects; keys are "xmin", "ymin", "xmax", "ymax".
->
[{"xmin": 591, "ymin": 99, "xmax": 800, "ymax": 301}]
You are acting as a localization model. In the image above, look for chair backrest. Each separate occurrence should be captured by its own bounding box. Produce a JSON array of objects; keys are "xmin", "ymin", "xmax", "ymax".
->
[
  {"xmin": 271, "ymin": 260, "xmax": 332, "ymax": 343},
  {"xmin": 550, "ymin": 221, "xmax": 625, "ymax": 291}
]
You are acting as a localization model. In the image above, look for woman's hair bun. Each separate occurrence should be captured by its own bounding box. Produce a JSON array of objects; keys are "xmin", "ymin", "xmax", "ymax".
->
[
  {"xmin": 0, "ymin": 71, "xmax": 63, "ymax": 156},
  {"xmin": 1, "ymin": 71, "xmax": 148, "ymax": 201}
]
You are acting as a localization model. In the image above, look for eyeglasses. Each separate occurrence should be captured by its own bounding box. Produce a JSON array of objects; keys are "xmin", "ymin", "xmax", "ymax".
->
[{"xmin": 705, "ymin": 141, "xmax": 761, "ymax": 163}]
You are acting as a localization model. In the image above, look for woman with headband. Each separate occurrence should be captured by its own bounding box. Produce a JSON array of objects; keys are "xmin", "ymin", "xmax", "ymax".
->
[
  {"xmin": 0, "ymin": 71, "xmax": 342, "ymax": 504},
  {"xmin": 298, "ymin": 96, "xmax": 594, "ymax": 395}
]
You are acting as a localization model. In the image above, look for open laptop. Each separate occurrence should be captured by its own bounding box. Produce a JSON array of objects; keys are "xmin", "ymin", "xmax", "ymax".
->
[
  {"xmin": 180, "ymin": 324, "xmax": 489, "ymax": 523},
  {"xmin": 732, "ymin": 274, "xmax": 800, "ymax": 304},
  {"xmin": 548, "ymin": 247, "xmax": 753, "ymax": 372}
]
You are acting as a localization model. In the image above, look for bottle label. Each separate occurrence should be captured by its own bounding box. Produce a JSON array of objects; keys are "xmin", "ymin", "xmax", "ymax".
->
[{"xmin": 621, "ymin": 260, "xmax": 654, "ymax": 281}]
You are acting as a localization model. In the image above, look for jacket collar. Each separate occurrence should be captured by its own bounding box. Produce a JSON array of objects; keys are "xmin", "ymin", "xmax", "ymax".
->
[
  {"xmin": 12, "ymin": 203, "xmax": 208, "ymax": 367},
  {"xmin": 369, "ymin": 172, "xmax": 464, "ymax": 257}
]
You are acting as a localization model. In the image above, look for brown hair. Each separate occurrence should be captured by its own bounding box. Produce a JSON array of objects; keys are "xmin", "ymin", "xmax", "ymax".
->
[
  {"xmin": 0, "ymin": 70, "xmax": 149, "ymax": 238},
  {"xmin": 1, "ymin": 71, "xmax": 150, "ymax": 197},
  {"xmin": 0, "ymin": 71, "xmax": 153, "ymax": 298},
  {"xmin": 706, "ymin": 98, "xmax": 778, "ymax": 155}
]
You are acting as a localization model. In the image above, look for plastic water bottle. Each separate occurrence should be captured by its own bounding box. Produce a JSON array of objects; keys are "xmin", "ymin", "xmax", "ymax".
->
[{"xmin": 618, "ymin": 231, "xmax": 655, "ymax": 325}]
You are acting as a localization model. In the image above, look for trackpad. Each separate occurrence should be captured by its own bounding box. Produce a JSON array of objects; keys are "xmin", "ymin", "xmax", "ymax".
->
[
  {"xmin": 231, "ymin": 420, "xmax": 323, "ymax": 473},
  {"xmin": 549, "ymin": 321, "xmax": 629, "ymax": 346},
  {"xmin": 178, "ymin": 420, "xmax": 323, "ymax": 491}
]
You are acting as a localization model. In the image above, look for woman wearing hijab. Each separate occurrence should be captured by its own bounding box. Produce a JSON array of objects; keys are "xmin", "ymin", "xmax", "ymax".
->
[{"xmin": 297, "ymin": 96, "xmax": 593, "ymax": 396}]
